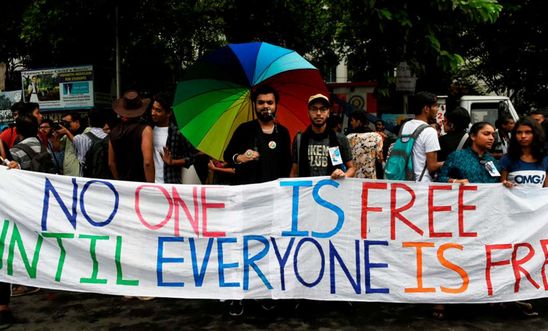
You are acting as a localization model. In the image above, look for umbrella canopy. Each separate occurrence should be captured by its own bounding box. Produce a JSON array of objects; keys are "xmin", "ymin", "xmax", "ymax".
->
[{"xmin": 173, "ymin": 42, "xmax": 328, "ymax": 161}]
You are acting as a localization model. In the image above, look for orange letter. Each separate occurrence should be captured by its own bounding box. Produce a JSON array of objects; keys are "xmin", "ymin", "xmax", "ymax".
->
[
  {"xmin": 438, "ymin": 243, "xmax": 469, "ymax": 293},
  {"xmin": 403, "ymin": 242, "xmax": 435, "ymax": 293}
]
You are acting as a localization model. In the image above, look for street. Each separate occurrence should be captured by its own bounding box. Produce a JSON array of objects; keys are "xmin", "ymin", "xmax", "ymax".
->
[{"xmin": 6, "ymin": 289, "xmax": 548, "ymax": 330}]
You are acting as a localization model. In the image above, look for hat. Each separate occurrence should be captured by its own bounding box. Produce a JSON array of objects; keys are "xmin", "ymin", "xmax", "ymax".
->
[
  {"xmin": 308, "ymin": 94, "xmax": 330, "ymax": 107},
  {"xmin": 112, "ymin": 90, "xmax": 150, "ymax": 118}
]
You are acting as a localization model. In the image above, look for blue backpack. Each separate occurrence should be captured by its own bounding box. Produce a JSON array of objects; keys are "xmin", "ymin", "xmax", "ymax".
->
[{"xmin": 384, "ymin": 123, "xmax": 430, "ymax": 181}]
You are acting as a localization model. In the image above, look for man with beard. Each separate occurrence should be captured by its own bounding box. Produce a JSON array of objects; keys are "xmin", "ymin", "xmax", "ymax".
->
[
  {"xmin": 223, "ymin": 85, "xmax": 292, "ymax": 185},
  {"xmin": 290, "ymin": 94, "xmax": 355, "ymax": 179},
  {"xmin": 222, "ymin": 85, "xmax": 291, "ymax": 316}
]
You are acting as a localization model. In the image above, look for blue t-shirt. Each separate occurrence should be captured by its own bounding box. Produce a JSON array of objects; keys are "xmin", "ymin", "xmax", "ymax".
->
[{"xmin": 500, "ymin": 155, "xmax": 548, "ymax": 188}]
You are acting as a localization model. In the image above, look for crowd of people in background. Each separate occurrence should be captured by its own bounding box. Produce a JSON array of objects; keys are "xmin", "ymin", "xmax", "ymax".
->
[{"xmin": 0, "ymin": 87, "xmax": 547, "ymax": 325}]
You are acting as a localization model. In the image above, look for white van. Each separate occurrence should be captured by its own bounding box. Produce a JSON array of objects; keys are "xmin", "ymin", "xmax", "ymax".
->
[{"xmin": 459, "ymin": 95, "xmax": 520, "ymax": 124}]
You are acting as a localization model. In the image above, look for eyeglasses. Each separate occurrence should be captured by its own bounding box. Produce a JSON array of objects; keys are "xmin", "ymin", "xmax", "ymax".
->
[{"xmin": 308, "ymin": 107, "xmax": 329, "ymax": 113}]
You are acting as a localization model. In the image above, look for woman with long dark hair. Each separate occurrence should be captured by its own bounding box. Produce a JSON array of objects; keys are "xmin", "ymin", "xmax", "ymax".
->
[
  {"xmin": 438, "ymin": 122, "xmax": 500, "ymax": 184},
  {"xmin": 501, "ymin": 116, "xmax": 547, "ymax": 188}
]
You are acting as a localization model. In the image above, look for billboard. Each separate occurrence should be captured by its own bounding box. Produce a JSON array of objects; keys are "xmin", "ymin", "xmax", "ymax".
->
[
  {"xmin": 21, "ymin": 65, "xmax": 94, "ymax": 111},
  {"xmin": 0, "ymin": 90, "xmax": 22, "ymax": 130}
]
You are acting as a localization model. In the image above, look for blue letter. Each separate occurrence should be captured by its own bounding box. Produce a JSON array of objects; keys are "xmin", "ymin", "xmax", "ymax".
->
[
  {"xmin": 189, "ymin": 238, "xmax": 214, "ymax": 287},
  {"xmin": 80, "ymin": 180, "xmax": 119, "ymax": 227},
  {"xmin": 294, "ymin": 238, "xmax": 324, "ymax": 287},
  {"xmin": 280, "ymin": 180, "xmax": 312, "ymax": 237},
  {"xmin": 311, "ymin": 179, "xmax": 344, "ymax": 238},
  {"xmin": 270, "ymin": 237, "xmax": 295, "ymax": 291},
  {"xmin": 217, "ymin": 237, "xmax": 240, "ymax": 288},
  {"xmin": 364, "ymin": 240, "xmax": 389, "ymax": 294},
  {"xmin": 157, "ymin": 237, "xmax": 185, "ymax": 287},
  {"xmin": 243, "ymin": 235, "xmax": 272, "ymax": 290},
  {"xmin": 41, "ymin": 178, "xmax": 78, "ymax": 231},
  {"xmin": 329, "ymin": 240, "xmax": 361, "ymax": 294}
]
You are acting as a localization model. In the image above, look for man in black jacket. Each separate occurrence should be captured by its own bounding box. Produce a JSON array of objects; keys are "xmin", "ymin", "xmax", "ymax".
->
[{"xmin": 223, "ymin": 85, "xmax": 291, "ymax": 184}]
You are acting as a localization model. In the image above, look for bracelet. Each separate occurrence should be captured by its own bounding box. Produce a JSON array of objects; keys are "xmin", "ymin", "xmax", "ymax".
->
[
  {"xmin": 232, "ymin": 153, "xmax": 242, "ymax": 165},
  {"xmin": 449, "ymin": 179, "xmax": 455, "ymax": 183}
]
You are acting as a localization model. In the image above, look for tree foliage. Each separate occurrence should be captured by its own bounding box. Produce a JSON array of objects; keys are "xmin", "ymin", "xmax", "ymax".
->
[
  {"xmin": 332, "ymin": 0, "xmax": 502, "ymax": 96},
  {"xmin": 0, "ymin": 0, "xmax": 516, "ymax": 102},
  {"xmin": 457, "ymin": 0, "xmax": 548, "ymax": 111}
]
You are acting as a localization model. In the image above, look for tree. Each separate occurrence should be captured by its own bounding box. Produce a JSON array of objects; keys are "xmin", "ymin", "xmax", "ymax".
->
[
  {"xmin": 457, "ymin": 0, "xmax": 548, "ymax": 111},
  {"xmin": 332, "ymin": 0, "xmax": 502, "ymax": 96}
]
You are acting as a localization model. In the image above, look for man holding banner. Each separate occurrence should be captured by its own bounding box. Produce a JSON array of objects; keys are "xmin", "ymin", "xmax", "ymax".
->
[
  {"xmin": 290, "ymin": 93, "xmax": 355, "ymax": 179},
  {"xmin": 222, "ymin": 85, "xmax": 291, "ymax": 316}
]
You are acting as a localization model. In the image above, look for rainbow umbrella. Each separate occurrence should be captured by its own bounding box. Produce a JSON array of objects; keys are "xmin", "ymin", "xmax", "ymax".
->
[{"xmin": 173, "ymin": 42, "xmax": 328, "ymax": 161}]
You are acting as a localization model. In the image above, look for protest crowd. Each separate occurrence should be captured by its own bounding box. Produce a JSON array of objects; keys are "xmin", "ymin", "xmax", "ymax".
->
[{"xmin": 0, "ymin": 86, "xmax": 547, "ymax": 328}]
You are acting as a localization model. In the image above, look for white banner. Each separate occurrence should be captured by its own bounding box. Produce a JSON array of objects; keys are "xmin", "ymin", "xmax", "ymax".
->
[{"xmin": 0, "ymin": 168, "xmax": 547, "ymax": 303}]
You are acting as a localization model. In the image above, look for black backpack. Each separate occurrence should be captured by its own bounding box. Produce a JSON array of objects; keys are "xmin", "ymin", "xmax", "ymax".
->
[
  {"xmin": 82, "ymin": 132, "xmax": 112, "ymax": 179},
  {"xmin": 14, "ymin": 142, "xmax": 57, "ymax": 174}
]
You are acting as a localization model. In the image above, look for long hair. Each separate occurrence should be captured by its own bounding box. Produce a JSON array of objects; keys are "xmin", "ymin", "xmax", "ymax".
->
[{"xmin": 507, "ymin": 116, "xmax": 545, "ymax": 162}]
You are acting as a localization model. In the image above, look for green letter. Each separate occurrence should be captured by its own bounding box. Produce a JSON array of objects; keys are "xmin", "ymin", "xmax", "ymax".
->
[
  {"xmin": 79, "ymin": 234, "xmax": 109, "ymax": 284},
  {"xmin": 115, "ymin": 236, "xmax": 139, "ymax": 286},
  {"xmin": 7, "ymin": 224, "xmax": 44, "ymax": 278},
  {"xmin": 0, "ymin": 220, "xmax": 10, "ymax": 269},
  {"xmin": 42, "ymin": 233, "xmax": 75, "ymax": 282}
]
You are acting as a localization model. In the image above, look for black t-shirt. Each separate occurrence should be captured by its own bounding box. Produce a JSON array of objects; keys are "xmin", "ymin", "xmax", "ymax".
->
[{"xmin": 223, "ymin": 120, "xmax": 291, "ymax": 185}]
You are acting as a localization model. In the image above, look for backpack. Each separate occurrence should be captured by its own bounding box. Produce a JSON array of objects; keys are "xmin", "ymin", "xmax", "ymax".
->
[
  {"xmin": 14, "ymin": 142, "xmax": 57, "ymax": 174},
  {"xmin": 82, "ymin": 132, "xmax": 112, "ymax": 179},
  {"xmin": 384, "ymin": 123, "xmax": 430, "ymax": 181}
]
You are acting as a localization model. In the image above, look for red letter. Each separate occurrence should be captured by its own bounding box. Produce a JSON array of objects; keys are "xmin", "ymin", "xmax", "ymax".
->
[
  {"xmin": 361, "ymin": 182, "xmax": 387, "ymax": 239},
  {"xmin": 541, "ymin": 239, "xmax": 548, "ymax": 290},
  {"xmin": 511, "ymin": 243, "xmax": 540, "ymax": 292},
  {"xmin": 428, "ymin": 185, "xmax": 452, "ymax": 238},
  {"xmin": 403, "ymin": 242, "xmax": 435, "ymax": 293},
  {"xmin": 201, "ymin": 187, "xmax": 225, "ymax": 237},
  {"xmin": 171, "ymin": 186, "xmax": 199, "ymax": 237},
  {"xmin": 135, "ymin": 185, "xmax": 173, "ymax": 231},
  {"xmin": 485, "ymin": 244, "xmax": 512, "ymax": 296},
  {"xmin": 438, "ymin": 243, "xmax": 469, "ymax": 293},
  {"xmin": 458, "ymin": 185, "xmax": 477, "ymax": 237},
  {"xmin": 390, "ymin": 183, "xmax": 422, "ymax": 240}
]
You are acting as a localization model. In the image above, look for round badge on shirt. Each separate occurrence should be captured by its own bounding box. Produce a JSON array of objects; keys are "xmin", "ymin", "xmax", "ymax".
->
[{"xmin": 268, "ymin": 141, "xmax": 277, "ymax": 149}]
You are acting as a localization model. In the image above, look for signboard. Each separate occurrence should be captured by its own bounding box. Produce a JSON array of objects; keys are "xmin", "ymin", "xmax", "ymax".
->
[
  {"xmin": 0, "ymin": 90, "xmax": 22, "ymax": 130},
  {"xmin": 1, "ymin": 169, "xmax": 548, "ymax": 303},
  {"xmin": 395, "ymin": 62, "xmax": 417, "ymax": 93},
  {"xmin": 21, "ymin": 65, "xmax": 94, "ymax": 111}
]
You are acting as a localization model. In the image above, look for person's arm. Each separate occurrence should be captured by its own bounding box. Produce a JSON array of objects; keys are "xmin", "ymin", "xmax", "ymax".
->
[
  {"xmin": 500, "ymin": 170, "xmax": 514, "ymax": 188},
  {"xmin": 437, "ymin": 153, "xmax": 468, "ymax": 185},
  {"xmin": 426, "ymin": 151, "xmax": 443, "ymax": 173},
  {"xmin": 208, "ymin": 160, "xmax": 235, "ymax": 175},
  {"xmin": 57, "ymin": 125, "xmax": 75, "ymax": 142},
  {"xmin": 289, "ymin": 163, "xmax": 298, "ymax": 177},
  {"xmin": 161, "ymin": 147, "xmax": 187, "ymax": 167},
  {"xmin": 0, "ymin": 140, "xmax": 5, "ymax": 159},
  {"xmin": 141, "ymin": 126, "xmax": 155, "ymax": 182},
  {"xmin": 108, "ymin": 140, "xmax": 119, "ymax": 180}
]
